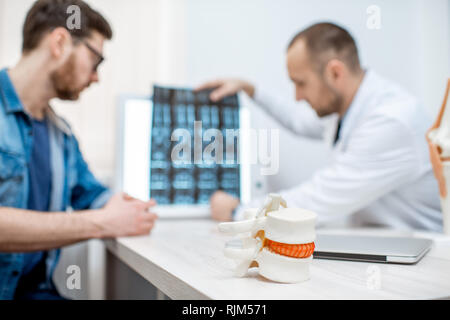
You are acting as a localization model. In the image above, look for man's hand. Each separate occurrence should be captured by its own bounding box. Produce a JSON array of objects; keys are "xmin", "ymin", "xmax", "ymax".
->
[
  {"xmin": 195, "ymin": 79, "xmax": 255, "ymax": 102},
  {"xmin": 95, "ymin": 193, "xmax": 158, "ymax": 238},
  {"xmin": 210, "ymin": 191, "xmax": 240, "ymax": 222}
]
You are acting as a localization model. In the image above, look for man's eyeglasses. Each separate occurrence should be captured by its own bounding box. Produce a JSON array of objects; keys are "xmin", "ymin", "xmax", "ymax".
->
[{"xmin": 77, "ymin": 38, "xmax": 105, "ymax": 73}]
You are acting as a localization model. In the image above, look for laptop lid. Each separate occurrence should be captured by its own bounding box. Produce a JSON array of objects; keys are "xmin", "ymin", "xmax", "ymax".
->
[{"xmin": 314, "ymin": 234, "xmax": 433, "ymax": 264}]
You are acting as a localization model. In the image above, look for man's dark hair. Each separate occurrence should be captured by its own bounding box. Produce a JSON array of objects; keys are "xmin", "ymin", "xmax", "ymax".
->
[
  {"xmin": 288, "ymin": 22, "xmax": 361, "ymax": 73},
  {"xmin": 22, "ymin": 0, "xmax": 113, "ymax": 53}
]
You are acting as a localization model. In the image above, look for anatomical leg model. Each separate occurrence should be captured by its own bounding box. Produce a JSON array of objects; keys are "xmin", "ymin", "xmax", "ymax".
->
[
  {"xmin": 219, "ymin": 194, "xmax": 317, "ymax": 283},
  {"xmin": 427, "ymin": 79, "xmax": 450, "ymax": 235}
]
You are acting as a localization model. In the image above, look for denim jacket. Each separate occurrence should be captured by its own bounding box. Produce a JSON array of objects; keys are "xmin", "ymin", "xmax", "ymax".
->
[{"xmin": 0, "ymin": 68, "xmax": 112, "ymax": 299}]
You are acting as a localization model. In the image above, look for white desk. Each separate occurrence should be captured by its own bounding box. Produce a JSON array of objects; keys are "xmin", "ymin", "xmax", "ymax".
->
[{"xmin": 105, "ymin": 219, "xmax": 450, "ymax": 300}]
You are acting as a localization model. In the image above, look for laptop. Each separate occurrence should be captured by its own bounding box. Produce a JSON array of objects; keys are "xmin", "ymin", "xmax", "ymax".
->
[
  {"xmin": 313, "ymin": 233, "xmax": 433, "ymax": 264},
  {"xmin": 116, "ymin": 86, "xmax": 252, "ymax": 219}
]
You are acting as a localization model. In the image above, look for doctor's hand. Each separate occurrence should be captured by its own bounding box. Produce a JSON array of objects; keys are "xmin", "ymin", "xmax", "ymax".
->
[
  {"xmin": 195, "ymin": 79, "xmax": 255, "ymax": 102},
  {"xmin": 210, "ymin": 191, "xmax": 240, "ymax": 222},
  {"xmin": 95, "ymin": 193, "xmax": 158, "ymax": 238}
]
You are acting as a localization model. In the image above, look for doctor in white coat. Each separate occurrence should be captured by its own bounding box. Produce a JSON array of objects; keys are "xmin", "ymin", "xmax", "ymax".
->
[{"xmin": 199, "ymin": 22, "xmax": 442, "ymax": 231}]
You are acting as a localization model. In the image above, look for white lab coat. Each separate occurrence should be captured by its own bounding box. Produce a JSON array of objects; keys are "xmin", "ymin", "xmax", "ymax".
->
[{"xmin": 235, "ymin": 70, "xmax": 442, "ymax": 231}]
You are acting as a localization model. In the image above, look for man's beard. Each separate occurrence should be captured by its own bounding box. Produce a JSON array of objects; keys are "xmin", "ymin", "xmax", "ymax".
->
[
  {"xmin": 313, "ymin": 79, "xmax": 343, "ymax": 118},
  {"xmin": 50, "ymin": 54, "xmax": 87, "ymax": 101}
]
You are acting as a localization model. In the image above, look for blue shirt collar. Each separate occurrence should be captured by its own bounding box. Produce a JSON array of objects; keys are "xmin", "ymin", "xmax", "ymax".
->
[
  {"xmin": 0, "ymin": 68, "xmax": 72, "ymax": 135},
  {"xmin": 0, "ymin": 68, "xmax": 25, "ymax": 114}
]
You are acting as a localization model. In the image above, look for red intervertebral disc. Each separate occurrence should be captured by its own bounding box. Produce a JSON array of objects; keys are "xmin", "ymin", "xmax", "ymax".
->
[{"xmin": 265, "ymin": 239, "xmax": 315, "ymax": 258}]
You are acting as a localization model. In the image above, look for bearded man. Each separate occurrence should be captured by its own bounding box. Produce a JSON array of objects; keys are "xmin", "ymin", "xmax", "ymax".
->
[
  {"xmin": 0, "ymin": 0, "xmax": 157, "ymax": 300},
  {"xmin": 199, "ymin": 22, "xmax": 442, "ymax": 232}
]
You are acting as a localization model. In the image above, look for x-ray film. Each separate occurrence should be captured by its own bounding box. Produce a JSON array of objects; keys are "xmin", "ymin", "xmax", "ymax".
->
[{"xmin": 150, "ymin": 85, "xmax": 241, "ymax": 205}]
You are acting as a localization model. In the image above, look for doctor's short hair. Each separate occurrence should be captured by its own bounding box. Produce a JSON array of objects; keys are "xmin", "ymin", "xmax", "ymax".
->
[
  {"xmin": 288, "ymin": 22, "xmax": 361, "ymax": 74},
  {"xmin": 22, "ymin": 0, "xmax": 113, "ymax": 53}
]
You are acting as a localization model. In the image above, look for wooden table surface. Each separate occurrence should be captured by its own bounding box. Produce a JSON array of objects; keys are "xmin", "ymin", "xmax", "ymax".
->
[{"xmin": 105, "ymin": 219, "xmax": 450, "ymax": 300}]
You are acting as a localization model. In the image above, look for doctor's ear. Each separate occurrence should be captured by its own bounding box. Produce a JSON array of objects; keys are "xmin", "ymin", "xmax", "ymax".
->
[
  {"xmin": 324, "ymin": 59, "xmax": 345, "ymax": 84},
  {"xmin": 48, "ymin": 27, "xmax": 73, "ymax": 61}
]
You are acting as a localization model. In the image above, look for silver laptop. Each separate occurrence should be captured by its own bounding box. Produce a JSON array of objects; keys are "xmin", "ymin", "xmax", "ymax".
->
[
  {"xmin": 116, "ymin": 88, "xmax": 252, "ymax": 219},
  {"xmin": 313, "ymin": 234, "xmax": 433, "ymax": 264}
]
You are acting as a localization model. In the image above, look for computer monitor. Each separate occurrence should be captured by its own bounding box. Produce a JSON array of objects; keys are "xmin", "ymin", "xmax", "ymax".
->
[{"xmin": 116, "ymin": 86, "xmax": 252, "ymax": 218}]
